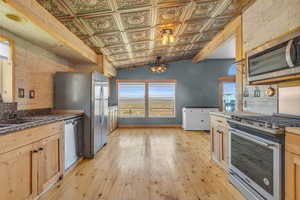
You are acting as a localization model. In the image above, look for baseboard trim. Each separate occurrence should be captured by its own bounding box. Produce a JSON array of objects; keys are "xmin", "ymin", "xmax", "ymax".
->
[{"xmin": 118, "ymin": 124, "xmax": 182, "ymax": 128}]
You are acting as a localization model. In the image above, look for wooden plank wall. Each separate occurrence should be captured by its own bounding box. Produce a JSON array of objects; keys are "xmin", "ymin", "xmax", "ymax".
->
[
  {"xmin": 0, "ymin": 28, "xmax": 74, "ymax": 110},
  {"xmin": 15, "ymin": 45, "xmax": 74, "ymax": 110}
]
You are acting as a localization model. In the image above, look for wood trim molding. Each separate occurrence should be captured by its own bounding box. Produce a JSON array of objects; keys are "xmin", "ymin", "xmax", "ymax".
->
[
  {"xmin": 235, "ymin": 16, "xmax": 244, "ymax": 112},
  {"xmin": 103, "ymin": 56, "xmax": 117, "ymax": 77},
  {"xmin": 118, "ymin": 124, "xmax": 182, "ymax": 128},
  {"xmin": 251, "ymin": 74, "xmax": 300, "ymax": 85},
  {"xmin": 192, "ymin": 15, "xmax": 242, "ymax": 63},
  {"xmin": 278, "ymin": 80, "xmax": 300, "ymax": 88},
  {"xmin": 218, "ymin": 75, "xmax": 236, "ymax": 82}
]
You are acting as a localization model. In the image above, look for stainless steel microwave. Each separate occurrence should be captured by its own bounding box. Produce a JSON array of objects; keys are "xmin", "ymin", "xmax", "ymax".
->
[{"xmin": 247, "ymin": 32, "xmax": 300, "ymax": 82}]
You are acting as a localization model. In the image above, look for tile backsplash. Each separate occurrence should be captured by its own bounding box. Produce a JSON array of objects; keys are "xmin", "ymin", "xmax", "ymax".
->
[
  {"xmin": 0, "ymin": 102, "xmax": 17, "ymax": 120},
  {"xmin": 0, "ymin": 102, "xmax": 52, "ymax": 120},
  {"xmin": 243, "ymin": 85, "xmax": 278, "ymax": 115}
]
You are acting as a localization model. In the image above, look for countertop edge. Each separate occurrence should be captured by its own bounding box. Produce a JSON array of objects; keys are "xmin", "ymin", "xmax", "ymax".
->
[
  {"xmin": 0, "ymin": 113, "xmax": 83, "ymax": 135},
  {"xmin": 286, "ymin": 127, "xmax": 300, "ymax": 135}
]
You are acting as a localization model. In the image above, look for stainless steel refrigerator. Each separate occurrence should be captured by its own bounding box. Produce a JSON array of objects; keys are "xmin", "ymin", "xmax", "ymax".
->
[{"xmin": 54, "ymin": 72, "xmax": 108, "ymax": 158}]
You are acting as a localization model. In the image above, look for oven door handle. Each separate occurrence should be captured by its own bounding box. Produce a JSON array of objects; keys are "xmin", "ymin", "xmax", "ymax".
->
[
  {"xmin": 230, "ymin": 129, "xmax": 276, "ymax": 148},
  {"xmin": 286, "ymin": 39, "xmax": 295, "ymax": 67}
]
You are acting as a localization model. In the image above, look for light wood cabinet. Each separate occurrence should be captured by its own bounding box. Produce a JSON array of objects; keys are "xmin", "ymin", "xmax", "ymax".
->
[
  {"xmin": 0, "ymin": 122, "xmax": 64, "ymax": 200},
  {"xmin": 37, "ymin": 134, "xmax": 64, "ymax": 194},
  {"xmin": 285, "ymin": 132, "xmax": 300, "ymax": 200},
  {"xmin": 0, "ymin": 143, "xmax": 38, "ymax": 200},
  {"xmin": 210, "ymin": 114, "xmax": 229, "ymax": 170}
]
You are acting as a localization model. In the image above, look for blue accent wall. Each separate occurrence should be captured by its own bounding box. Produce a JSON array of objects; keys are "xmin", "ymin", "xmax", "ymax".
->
[{"xmin": 110, "ymin": 59, "xmax": 234, "ymax": 125}]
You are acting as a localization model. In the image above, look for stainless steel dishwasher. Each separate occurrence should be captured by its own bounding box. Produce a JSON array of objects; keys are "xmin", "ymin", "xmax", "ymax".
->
[{"xmin": 64, "ymin": 117, "xmax": 83, "ymax": 171}]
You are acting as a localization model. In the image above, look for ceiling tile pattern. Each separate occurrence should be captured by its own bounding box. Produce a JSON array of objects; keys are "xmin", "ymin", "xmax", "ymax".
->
[
  {"xmin": 66, "ymin": 0, "xmax": 112, "ymax": 14},
  {"xmin": 121, "ymin": 10, "xmax": 152, "ymax": 30},
  {"xmin": 82, "ymin": 15, "xmax": 119, "ymax": 34},
  {"xmin": 38, "ymin": 0, "xmax": 244, "ymax": 69},
  {"xmin": 116, "ymin": 0, "xmax": 152, "ymax": 10},
  {"xmin": 95, "ymin": 32, "xmax": 124, "ymax": 46},
  {"xmin": 158, "ymin": 6, "xmax": 185, "ymax": 25}
]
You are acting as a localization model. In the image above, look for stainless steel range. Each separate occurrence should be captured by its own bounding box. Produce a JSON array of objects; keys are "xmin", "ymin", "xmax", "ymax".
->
[{"xmin": 228, "ymin": 114, "xmax": 300, "ymax": 200}]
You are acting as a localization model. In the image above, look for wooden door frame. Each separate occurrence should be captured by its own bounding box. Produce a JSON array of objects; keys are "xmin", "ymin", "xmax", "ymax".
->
[{"xmin": 218, "ymin": 75, "xmax": 236, "ymax": 112}]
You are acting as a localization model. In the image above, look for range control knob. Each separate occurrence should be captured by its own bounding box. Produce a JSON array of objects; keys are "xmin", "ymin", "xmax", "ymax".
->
[
  {"xmin": 263, "ymin": 178, "xmax": 270, "ymax": 186},
  {"xmin": 265, "ymin": 123, "xmax": 272, "ymax": 128}
]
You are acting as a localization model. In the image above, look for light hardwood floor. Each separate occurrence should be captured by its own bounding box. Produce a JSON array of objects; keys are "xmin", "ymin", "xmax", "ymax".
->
[{"xmin": 41, "ymin": 128, "xmax": 245, "ymax": 200}]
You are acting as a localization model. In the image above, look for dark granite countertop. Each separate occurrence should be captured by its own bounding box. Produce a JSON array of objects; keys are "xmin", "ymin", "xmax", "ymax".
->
[{"xmin": 0, "ymin": 113, "xmax": 83, "ymax": 135}]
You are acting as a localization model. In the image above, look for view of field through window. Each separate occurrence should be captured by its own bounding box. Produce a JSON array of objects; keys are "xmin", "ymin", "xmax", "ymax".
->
[
  {"xmin": 118, "ymin": 82, "xmax": 145, "ymax": 117},
  {"xmin": 149, "ymin": 82, "xmax": 175, "ymax": 117},
  {"xmin": 118, "ymin": 81, "xmax": 176, "ymax": 118}
]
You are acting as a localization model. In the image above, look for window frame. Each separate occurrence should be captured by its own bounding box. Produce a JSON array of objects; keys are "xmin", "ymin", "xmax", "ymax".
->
[
  {"xmin": 0, "ymin": 36, "xmax": 15, "ymax": 102},
  {"xmin": 217, "ymin": 76, "xmax": 236, "ymax": 112},
  {"xmin": 117, "ymin": 80, "xmax": 176, "ymax": 119},
  {"xmin": 117, "ymin": 80, "xmax": 146, "ymax": 118},
  {"xmin": 148, "ymin": 81, "xmax": 176, "ymax": 118}
]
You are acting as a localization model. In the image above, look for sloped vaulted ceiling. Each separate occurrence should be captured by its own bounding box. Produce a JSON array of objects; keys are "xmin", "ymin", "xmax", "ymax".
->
[{"xmin": 37, "ymin": 0, "xmax": 244, "ymax": 69}]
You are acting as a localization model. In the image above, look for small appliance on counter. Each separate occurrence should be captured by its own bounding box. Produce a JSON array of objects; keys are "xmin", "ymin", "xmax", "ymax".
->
[{"xmin": 182, "ymin": 107, "xmax": 219, "ymax": 130}]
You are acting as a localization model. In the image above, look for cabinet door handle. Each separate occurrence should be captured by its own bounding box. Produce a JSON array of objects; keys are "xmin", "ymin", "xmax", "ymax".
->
[
  {"xmin": 32, "ymin": 150, "xmax": 39, "ymax": 153},
  {"xmin": 38, "ymin": 147, "xmax": 44, "ymax": 151}
]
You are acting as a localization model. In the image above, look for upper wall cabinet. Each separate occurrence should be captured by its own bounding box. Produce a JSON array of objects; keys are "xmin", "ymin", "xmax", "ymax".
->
[{"xmin": 0, "ymin": 0, "xmax": 98, "ymax": 65}]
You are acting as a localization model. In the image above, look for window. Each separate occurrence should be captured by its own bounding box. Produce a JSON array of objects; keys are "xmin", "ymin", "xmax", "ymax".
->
[
  {"xmin": 228, "ymin": 64, "xmax": 237, "ymax": 75},
  {"xmin": 118, "ymin": 80, "xmax": 176, "ymax": 118},
  {"xmin": 218, "ymin": 76, "xmax": 236, "ymax": 112},
  {"xmin": 148, "ymin": 82, "xmax": 176, "ymax": 118},
  {"xmin": 222, "ymin": 82, "xmax": 236, "ymax": 112},
  {"xmin": 118, "ymin": 82, "xmax": 145, "ymax": 118},
  {"xmin": 0, "ymin": 37, "xmax": 14, "ymax": 102}
]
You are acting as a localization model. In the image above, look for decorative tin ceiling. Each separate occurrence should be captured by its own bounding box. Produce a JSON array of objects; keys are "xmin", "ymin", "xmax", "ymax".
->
[{"xmin": 37, "ymin": 0, "xmax": 244, "ymax": 69}]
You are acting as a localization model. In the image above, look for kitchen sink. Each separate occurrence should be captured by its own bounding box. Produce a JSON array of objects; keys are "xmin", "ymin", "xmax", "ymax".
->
[
  {"xmin": 0, "ymin": 119, "xmax": 38, "ymax": 125},
  {"xmin": 0, "ymin": 124, "xmax": 12, "ymax": 128}
]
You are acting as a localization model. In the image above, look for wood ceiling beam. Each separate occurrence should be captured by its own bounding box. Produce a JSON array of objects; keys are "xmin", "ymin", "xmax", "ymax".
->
[
  {"xmin": 2, "ymin": 0, "xmax": 98, "ymax": 64},
  {"xmin": 192, "ymin": 15, "xmax": 242, "ymax": 63}
]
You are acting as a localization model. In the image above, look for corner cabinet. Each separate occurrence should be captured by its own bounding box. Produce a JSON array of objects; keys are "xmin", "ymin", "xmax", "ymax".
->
[
  {"xmin": 0, "ymin": 122, "xmax": 64, "ymax": 200},
  {"xmin": 285, "ymin": 131, "xmax": 300, "ymax": 200},
  {"xmin": 210, "ymin": 114, "xmax": 229, "ymax": 171}
]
